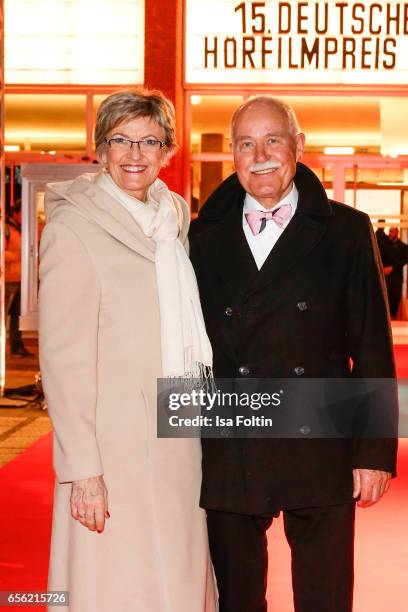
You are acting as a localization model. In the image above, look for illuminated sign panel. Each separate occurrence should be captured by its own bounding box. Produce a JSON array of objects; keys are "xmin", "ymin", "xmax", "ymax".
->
[
  {"xmin": 185, "ymin": 0, "xmax": 408, "ymax": 84},
  {"xmin": 5, "ymin": 0, "xmax": 145, "ymax": 84}
]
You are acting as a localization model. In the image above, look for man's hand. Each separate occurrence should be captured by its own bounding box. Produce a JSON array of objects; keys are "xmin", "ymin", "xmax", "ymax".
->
[
  {"xmin": 70, "ymin": 475, "xmax": 110, "ymax": 533},
  {"xmin": 353, "ymin": 468, "xmax": 391, "ymax": 508}
]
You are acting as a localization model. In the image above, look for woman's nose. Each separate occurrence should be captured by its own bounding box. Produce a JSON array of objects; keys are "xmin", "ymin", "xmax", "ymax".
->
[{"xmin": 128, "ymin": 142, "xmax": 143, "ymax": 159}]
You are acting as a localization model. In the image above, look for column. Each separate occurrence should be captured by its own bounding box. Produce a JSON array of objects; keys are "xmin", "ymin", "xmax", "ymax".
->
[
  {"xmin": 144, "ymin": 0, "xmax": 184, "ymax": 196},
  {"xmin": 332, "ymin": 164, "xmax": 345, "ymax": 203},
  {"xmin": 0, "ymin": 0, "xmax": 5, "ymax": 391},
  {"xmin": 200, "ymin": 133, "xmax": 223, "ymax": 207}
]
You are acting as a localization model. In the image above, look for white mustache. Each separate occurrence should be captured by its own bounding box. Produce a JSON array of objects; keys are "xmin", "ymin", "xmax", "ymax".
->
[{"xmin": 249, "ymin": 161, "xmax": 282, "ymax": 172}]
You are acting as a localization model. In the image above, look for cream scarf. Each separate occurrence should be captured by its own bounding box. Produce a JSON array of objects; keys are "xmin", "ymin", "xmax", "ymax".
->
[{"xmin": 97, "ymin": 172, "xmax": 213, "ymax": 381}]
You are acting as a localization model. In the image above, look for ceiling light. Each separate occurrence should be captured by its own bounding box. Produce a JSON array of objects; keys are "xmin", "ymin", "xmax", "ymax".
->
[
  {"xmin": 324, "ymin": 147, "xmax": 355, "ymax": 155},
  {"xmin": 191, "ymin": 95, "xmax": 202, "ymax": 106},
  {"xmin": 392, "ymin": 148, "xmax": 408, "ymax": 156},
  {"xmin": 4, "ymin": 145, "xmax": 20, "ymax": 152}
]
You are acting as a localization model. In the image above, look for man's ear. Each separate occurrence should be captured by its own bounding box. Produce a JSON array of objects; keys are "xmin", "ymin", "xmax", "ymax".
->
[{"xmin": 295, "ymin": 133, "xmax": 306, "ymax": 162}]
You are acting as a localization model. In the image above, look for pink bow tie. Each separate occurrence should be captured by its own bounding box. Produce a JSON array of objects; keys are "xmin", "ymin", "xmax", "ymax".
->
[{"xmin": 245, "ymin": 204, "xmax": 292, "ymax": 235}]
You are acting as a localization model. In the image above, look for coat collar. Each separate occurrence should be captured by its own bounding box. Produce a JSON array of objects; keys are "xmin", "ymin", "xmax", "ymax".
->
[
  {"xmin": 46, "ymin": 172, "xmax": 189, "ymax": 262},
  {"xmin": 208, "ymin": 208, "xmax": 259, "ymax": 299},
  {"xmin": 247, "ymin": 205, "xmax": 327, "ymax": 296},
  {"xmin": 193, "ymin": 162, "xmax": 331, "ymax": 296},
  {"xmin": 196, "ymin": 162, "xmax": 332, "ymax": 223}
]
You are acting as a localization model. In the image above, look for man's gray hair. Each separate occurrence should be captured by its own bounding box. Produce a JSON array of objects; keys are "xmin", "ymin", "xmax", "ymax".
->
[{"xmin": 231, "ymin": 96, "xmax": 300, "ymax": 142}]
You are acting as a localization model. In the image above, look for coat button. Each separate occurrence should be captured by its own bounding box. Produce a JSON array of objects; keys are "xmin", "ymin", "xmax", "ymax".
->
[
  {"xmin": 297, "ymin": 301, "xmax": 308, "ymax": 311},
  {"xmin": 294, "ymin": 366, "xmax": 305, "ymax": 376},
  {"xmin": 238, "ymin": 366, "xmax": 250, "ymax": 376},
  {"xmin": 220, "ymin": 427, "xmax": 232, "ymax": 438},
  {"xmin": 225, "ymin": 306, "xmax": 233, "ymax": 316}
]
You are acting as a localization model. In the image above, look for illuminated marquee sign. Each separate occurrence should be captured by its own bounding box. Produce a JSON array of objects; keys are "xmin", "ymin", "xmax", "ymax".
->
[{"xmin": 185, "ymin": 0, "xmax": 408, "ymax": 84}]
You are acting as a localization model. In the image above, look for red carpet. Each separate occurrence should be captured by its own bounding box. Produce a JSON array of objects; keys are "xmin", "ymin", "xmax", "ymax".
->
[
  {"xmin": 1, "ymin": 348, "xmax": 408, "ymax": 610},
  {"xmin": 394, "ymin": 344, "xmax": 408, "ymax": 378},
  {"xmin": 0, "ymin": 433, "xmax": 53, "ymax": 611},
  {"xmin": 266, "ymin": 439, "xmax": 408, "ymax": 611}
]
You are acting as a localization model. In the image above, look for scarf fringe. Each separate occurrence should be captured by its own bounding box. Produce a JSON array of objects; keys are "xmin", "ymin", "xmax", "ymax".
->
[{"xmin": 166, "ymin": 362, "xmax": 216, "ymax": 393}]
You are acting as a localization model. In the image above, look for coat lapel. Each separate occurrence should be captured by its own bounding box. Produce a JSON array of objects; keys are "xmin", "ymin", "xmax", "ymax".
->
[
  {"xmin": 205, "ymin": 207, "xmax": 259, "ymax": 298},
  {"xmin": 65, "ymin": 176, "xmax": 156, "ymax": 261},
  {"xmin": 194, "ymin": 164, "xmax": 332, "ymax": 300},
  {"xmin": 246, "ymin": 209, "xmax": 328, "ymax": 297},
  {"xmin": 246, "ymin": 165, "xmax": 332, "ymax": 296}
]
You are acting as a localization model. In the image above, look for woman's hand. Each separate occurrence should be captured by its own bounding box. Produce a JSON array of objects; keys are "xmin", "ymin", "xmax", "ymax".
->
[{"xmin": 70, "ymin": 475, "xmax": 110, "ymax": 533}]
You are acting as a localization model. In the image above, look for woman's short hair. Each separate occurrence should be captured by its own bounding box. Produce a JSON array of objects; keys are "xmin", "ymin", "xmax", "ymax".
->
[{"xmin": 94, "ymin": 88, "xmax": 178, "ymax": 157}]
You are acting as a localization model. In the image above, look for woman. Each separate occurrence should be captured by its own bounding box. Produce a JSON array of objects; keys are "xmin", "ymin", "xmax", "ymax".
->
[{"xmin": 39, "ymin": 89, "xmax": 217, "ymax": 612}]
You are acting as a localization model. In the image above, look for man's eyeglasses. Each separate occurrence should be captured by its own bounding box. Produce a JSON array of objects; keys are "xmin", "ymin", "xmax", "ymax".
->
[{"xmin": 105, "ymin": 137, "xmax": 166, "ymax": 152}]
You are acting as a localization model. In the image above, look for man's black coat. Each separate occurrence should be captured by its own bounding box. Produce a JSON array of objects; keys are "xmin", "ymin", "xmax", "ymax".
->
[{"xmin": 189, "ymin": 163, "xmax": 398, "ymax": 514}]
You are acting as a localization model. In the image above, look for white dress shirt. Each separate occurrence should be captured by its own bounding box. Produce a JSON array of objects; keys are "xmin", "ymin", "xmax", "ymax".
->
[{"xmin": 242, "ymin": 183, "xmax": 298, "ymax": 270}]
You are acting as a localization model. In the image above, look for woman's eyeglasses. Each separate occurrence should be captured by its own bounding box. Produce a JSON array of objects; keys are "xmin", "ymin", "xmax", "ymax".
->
[{"xmin": 105, "ymin": 137, "xmax": 166, "ymax": 152}]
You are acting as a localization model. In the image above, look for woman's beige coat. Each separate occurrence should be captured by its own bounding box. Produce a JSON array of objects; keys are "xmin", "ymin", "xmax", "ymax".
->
[{"xmin": 39, "ymin": 172, "xmax": 216, "ymax": 612}]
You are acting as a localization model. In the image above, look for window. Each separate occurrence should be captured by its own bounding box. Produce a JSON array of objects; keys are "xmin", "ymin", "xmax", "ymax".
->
[{"xmin": 5, "ymin": 0, "xmax": 145, "ymax": 84}]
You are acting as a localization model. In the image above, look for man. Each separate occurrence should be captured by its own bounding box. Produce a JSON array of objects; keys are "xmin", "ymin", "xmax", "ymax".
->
[
  {"xmin": 385, "ymin": 227, "xmax": 408, "ymax": 317},
  {"xmin": 375, "ymin": 219, "xmax": 395, "ymax": 291},
  {"xmin": 5, "ymin": 199, "xmax": 32, "ymax": 357},
  {"xmin": 189, "ymin": 97, "xmax": 397, "ymax": 612}
]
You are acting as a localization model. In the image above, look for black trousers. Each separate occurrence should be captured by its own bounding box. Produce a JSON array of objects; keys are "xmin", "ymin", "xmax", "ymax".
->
[
  {"xmin": 207, "ymin": 503, "xmax": 355, "ymax": 612},
  {"xmin": 5, "ymin": 282, "xmax": 24, "ymax": 352},
  {"xmin": 386, "ymin": 275, "xmax": 402, "ymax": 317}
]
